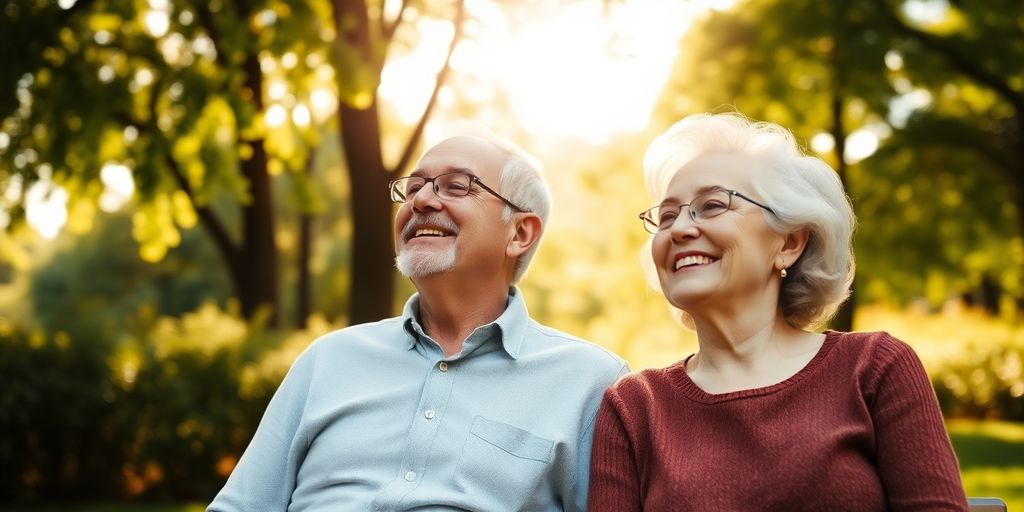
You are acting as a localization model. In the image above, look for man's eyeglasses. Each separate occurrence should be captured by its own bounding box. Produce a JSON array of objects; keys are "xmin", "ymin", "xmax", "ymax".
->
[
  {"xmin": 639, "ymin": 188, "xmax": 776, "ymax": 234},
  {"xmin": 389, "ymin": 172, "xmax": 528, "ymax": 212}
]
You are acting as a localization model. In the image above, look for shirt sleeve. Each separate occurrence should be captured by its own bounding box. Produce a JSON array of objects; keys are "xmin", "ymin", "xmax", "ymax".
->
[
  {"xmin": 869, "ymin": 337, "xmax": 969, "ymax": 512},
  {"xmin": 207, "ymin": 344, "xmax": 318, "ymax": 512},
  {"xmin": 571, "ymin": 363, "xmax": 629, "ymax": 512},
  {"xmin": 587, "ymin": 389, "xmax": 643, "ymax": 512}
]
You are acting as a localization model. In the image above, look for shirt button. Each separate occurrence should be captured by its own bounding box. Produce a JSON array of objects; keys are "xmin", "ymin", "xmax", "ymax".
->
[
  {"xmin": 424, "ymin": 409, "xmax": 435, "ymax": 420},
  {"xmin": 405, "ymin": 471, "xmax": 417, "ymax": 482},
  {"xmin": 438, "ymin": 362, "xmax": 448, "ymax": 372}
]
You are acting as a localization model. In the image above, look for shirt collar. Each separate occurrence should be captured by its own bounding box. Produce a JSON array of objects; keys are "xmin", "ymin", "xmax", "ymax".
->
[{"xmin": 401, "ymin": 287, "xmax": 528, "ymax": 359}]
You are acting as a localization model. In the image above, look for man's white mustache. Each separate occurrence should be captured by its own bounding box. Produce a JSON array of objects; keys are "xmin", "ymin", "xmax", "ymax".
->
[{"xmin": 402, "ymin": 213, "xmax": 459, "ymax": 240}]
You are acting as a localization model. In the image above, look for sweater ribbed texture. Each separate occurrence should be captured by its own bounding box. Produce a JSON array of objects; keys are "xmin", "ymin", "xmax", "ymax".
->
[{"xmin": 588, "ymin": 330, "xmax": 969, "ymax": 512}]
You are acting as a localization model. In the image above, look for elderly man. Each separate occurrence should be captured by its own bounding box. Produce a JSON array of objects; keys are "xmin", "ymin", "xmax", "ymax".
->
[{"xmin": 208, "ymin": 135, "xmax": 627, "ymax": 511}]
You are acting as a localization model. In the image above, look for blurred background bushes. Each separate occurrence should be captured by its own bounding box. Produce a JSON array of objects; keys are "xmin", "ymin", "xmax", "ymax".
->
[
  {"xmin": 855, "ymin": 304, "xmax": 1024, "ymax": 421},
  {"xmin": 0, "ymin": 300, "xmax": 333, "ymax": 503},
  {"xmin": 2, "ymin": 297, "xmax": 1022, "ymax": 503}
]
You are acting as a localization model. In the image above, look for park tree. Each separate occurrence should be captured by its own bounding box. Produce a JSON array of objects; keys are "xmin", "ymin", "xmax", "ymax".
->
[
  {"xmin": 0, "ymin": 0, "xmax": 465, "ymax": 327},
  {"xmin": 655, "ymin": 0, "xmax": 1024, "ymax": 323},
  {"xmin": 865, "ymin": 0, "xmax": 1024, "ymax": 309}
]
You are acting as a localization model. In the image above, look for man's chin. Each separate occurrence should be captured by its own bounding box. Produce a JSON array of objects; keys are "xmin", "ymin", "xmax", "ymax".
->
[{"xmin": 395, "ymin": 249, "xmax": 456, "ymax": 278}]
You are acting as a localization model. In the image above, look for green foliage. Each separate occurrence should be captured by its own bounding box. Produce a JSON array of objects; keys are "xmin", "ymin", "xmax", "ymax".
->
[
  {"xmin": 29, "ymin": 212, "xmax": 231, "ymax": 341},
  {"xmin": 0, "ymin": 0, "xmax": 346, "ymax": 322},
  {"xmin": 934, "ymin": 337, "xmax": 1024, "ymax": 421},
  {"xmin": 0, "ymin": 302, "xmax": 328, "ymax": 504},
  {"xmin": 948, "ymin": 420, "xmax": 1024, "ymax": 511},
  {"xmin": 0, "ymin": 327, "xmax": 117, "ymax": 501},
  {"xmin": 659, "ymin": 0, "xmax": 1024, "ymax": 310},
  {"xmin": 856, "ymin": 304, "xmax": 1024, "ymax": 421}
]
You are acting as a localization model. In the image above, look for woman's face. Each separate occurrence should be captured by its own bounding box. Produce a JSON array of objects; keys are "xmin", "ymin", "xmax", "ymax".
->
[{"xmin": 650, "ymin": 152, "xmax": 786, "ymax": 317}]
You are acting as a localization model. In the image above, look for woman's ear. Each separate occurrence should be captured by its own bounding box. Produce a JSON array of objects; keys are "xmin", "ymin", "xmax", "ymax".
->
[
  {"xmin": 507, "ymin": 213, "xmax": 542, "ymax": 259},
  {"xmin": 777, "ymin": 229, "xmax": 810, "ymax": 270}
]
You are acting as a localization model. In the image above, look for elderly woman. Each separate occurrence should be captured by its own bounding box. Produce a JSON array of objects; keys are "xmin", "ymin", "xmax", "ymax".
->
[{"xmin": 588, "ymin": 113, "xmax": 968, "ymax": 511}]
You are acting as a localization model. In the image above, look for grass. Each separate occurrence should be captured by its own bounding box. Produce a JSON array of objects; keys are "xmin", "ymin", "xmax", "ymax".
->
[
  {"xmin": 949, "ymin": 419, "xmax": 1024, "ymax": 511},
  {"xmin": 3, "ymin": 420, "xmax": 1020, "ymax": 512}
]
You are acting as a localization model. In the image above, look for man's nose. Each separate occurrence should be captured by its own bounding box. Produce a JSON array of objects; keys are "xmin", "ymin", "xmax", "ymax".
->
[{"xmin": 410, "ymin": 182, "xmax": 443, "ymax": 212}]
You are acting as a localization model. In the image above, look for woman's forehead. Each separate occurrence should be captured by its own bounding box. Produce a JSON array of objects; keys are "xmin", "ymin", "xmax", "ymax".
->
[{"xmin": 661, "ymin": 153, "xmax": 755, "ymax": 197}]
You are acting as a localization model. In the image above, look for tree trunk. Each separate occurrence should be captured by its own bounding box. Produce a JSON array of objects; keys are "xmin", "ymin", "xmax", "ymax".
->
[
  {"xmin": 829, "ymin": 86, "xmax": 855, "ymax": 332},
  {"xmin": 235, "ymin": 53, "xmax": 280, "ymax": 326},
  {"xmin": 340, "ymin": 100, "xmax": 395, "ymax": 325},
  {"xmin": 296, "ymin": 153, "xmax": 315, "ymax": 328},
  {"xmin": 334, "ymin": 0, "xmax": 397, "ymax": 325},
  {"xmin": 827, "ymin": 0, "xmax": 855, "ymax": 332}
]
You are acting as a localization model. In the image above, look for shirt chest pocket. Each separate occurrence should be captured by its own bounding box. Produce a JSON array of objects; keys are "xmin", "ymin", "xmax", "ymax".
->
[{"xmin": 453, "ymin": 416, "xmax": 556, "ymax": 510}]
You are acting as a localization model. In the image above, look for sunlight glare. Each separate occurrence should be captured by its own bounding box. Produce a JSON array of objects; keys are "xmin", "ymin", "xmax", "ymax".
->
[
  {"xmin": 902, "ymin": 0, "xmax": 949, "ymax": 25},
  {"xmin": 884, "ymin": 50, "xmax": 904, "ymax": 71},
  {"xmin": 379, "ymin": 19, "xmax": 454, "ymax": 125},
  {"xmin": 888, "ymin": 88, "xmax": 933, "ymax": 128},
  {"xmin": 144, "ymin": 9, "xmax": 171, "ymax": 38},
  {"xmin": 4, "ymin": 174, "xmax": 22, "ymax": 203},
  {"xmin": 844, "ymin": 129, "xmax": 880, "ymax": 164},
  {"xmin": 99, "ymin": 163, "xmax": 135, "ymax": 212},
  {"xmin": 292, "ymin": 104, "xmax": 312, "ymax": 127},
  {"xmin": 267, "ymin": 79, "xmax": 288, "ymax": 101},
  {"xmin": 309, "ymin": 87, "xmax": 338, "ymax": 123},
  {"xmin": 482, "ymin": 0, "xmax": 696, "ymax": 143},
  {"xmin": 265, "ymin": 104, "xmax": 288, "ymax": 127},
  {"xmin": 810, "ymin": 132, "xmax": 835, "ymax": 155},
  {"xmin": 26, "ymin": 181, "xmax": 68, "ymax": 239},
  {"xmin": 378, "ymin": 0, "xmax": 701, "ymax": 144}
]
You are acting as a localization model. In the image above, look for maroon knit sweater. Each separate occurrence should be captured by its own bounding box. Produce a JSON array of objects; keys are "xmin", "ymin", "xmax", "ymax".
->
[{"xmin": 588, "ymin": 331, "xmax": 968, "ymax": 512}]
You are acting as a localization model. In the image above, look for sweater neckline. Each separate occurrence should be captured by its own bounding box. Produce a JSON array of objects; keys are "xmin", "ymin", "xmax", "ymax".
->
[{"xmin": 668, "ymin": 330, "xmax": 840, "ymax": 404}]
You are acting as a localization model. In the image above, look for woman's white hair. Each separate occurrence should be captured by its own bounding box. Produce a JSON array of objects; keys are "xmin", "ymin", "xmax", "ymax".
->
[{"xmin": 641, "ymin": 112, "xmax": 856, "ymax": 329}]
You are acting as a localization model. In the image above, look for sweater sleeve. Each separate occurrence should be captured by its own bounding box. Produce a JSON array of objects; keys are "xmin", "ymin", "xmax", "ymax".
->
[
  {"xmin": 207, "ymin": 343, "xmax": 318, "ymax": 512},
  {"xmin": 572, "ymin": 363, "xmax": 629, "ymax": 512},
  {"xmin": 869, "ymin": 336, "xmax": 969, "ymax": 512},
  {"xmin": 587, "ymin": 389, "xmax": 643, "ymax": 512}
]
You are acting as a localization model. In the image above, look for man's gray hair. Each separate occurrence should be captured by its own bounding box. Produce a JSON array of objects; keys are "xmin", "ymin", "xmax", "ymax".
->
[{"xmin": 494, "ymin": 140, "xmax": 551, "ymax": 283}]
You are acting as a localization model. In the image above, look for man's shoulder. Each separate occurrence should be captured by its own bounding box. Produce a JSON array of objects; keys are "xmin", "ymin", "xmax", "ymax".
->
[
  {"xmin": 308, "ymin": 316, "xmax": 409, "ymax": 354},
  {"xmin": 523, "ymin": 320, "xmax": 626, "ymax": 370}
]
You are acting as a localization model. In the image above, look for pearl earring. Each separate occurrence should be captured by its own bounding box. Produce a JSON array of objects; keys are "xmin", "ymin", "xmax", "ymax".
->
[{"xmin": 780, "ymin": 268, "xmax": 788, "ymax": 278}]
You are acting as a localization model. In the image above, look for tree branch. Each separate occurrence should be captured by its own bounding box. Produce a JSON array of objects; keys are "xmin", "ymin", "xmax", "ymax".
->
[
  {"xmin": 195, "ymin": 4, "xmax": 231, "ymax": 69},
  {"xmin": 873, "ymin": 0, "xmax": 1024, "ymax": 115},
  {"xmin": 381, "ymin": 0, "xmax": 410, "ymax": 42},
  {"xmin": 890, "ymin": 114, "xmax": 1019, "ymax": 175},
  {"xmin": 390, "ymin": 0, "xmax": 466, "ymax": 174},
  {"xmin": 141, "ymin": 71, "xmax": 238, "ymax": 265},
  {"xmin": 163, "ymin": 152, "xmax": 239, "ymax": 263}
]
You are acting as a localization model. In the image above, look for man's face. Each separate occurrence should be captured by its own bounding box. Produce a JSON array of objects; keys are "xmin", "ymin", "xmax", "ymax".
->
[{"xmin": 394, "ymin": 136, "xmax": 512, "ymax": 280}]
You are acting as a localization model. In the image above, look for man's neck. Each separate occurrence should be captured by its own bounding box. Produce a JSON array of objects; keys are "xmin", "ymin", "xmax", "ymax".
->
[{"xmin": 414, "ymin": 277, "xmax": 511, "ymax": 357}]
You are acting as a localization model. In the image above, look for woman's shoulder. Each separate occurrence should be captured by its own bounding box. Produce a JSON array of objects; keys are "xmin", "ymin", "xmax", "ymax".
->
[
  {"xmin": 605, "ymin": 359, "xmax": 689, "ymax": 402},
  {"xmin": 825, "ymin": 329, "xmax": 926, "ymax": 381},
  {"xmin": 827, "ymin": 329, "xmax": 916, "ymax": 358}
]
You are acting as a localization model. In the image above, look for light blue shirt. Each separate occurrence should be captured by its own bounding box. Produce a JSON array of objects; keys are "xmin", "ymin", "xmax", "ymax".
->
[{"xmin": 208, "ymin": 288, "xmax": 627, "ymax": 511}]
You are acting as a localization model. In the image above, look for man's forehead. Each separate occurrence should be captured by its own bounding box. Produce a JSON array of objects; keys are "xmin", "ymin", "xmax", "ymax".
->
[{"xmin": 415, "ymin": 136, "xmax": 507, "ymax": 176}]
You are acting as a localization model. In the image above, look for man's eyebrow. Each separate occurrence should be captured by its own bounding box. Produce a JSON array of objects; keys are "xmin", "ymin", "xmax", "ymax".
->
[{"xmin": 409, "ymin": 166, "xmax": 477, "ymax": 177}]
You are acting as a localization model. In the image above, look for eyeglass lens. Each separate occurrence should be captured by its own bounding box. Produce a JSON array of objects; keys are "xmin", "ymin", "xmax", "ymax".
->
[{"xmin": 646, "ymin": 190, "xmax": 732, "ymax": 232}]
